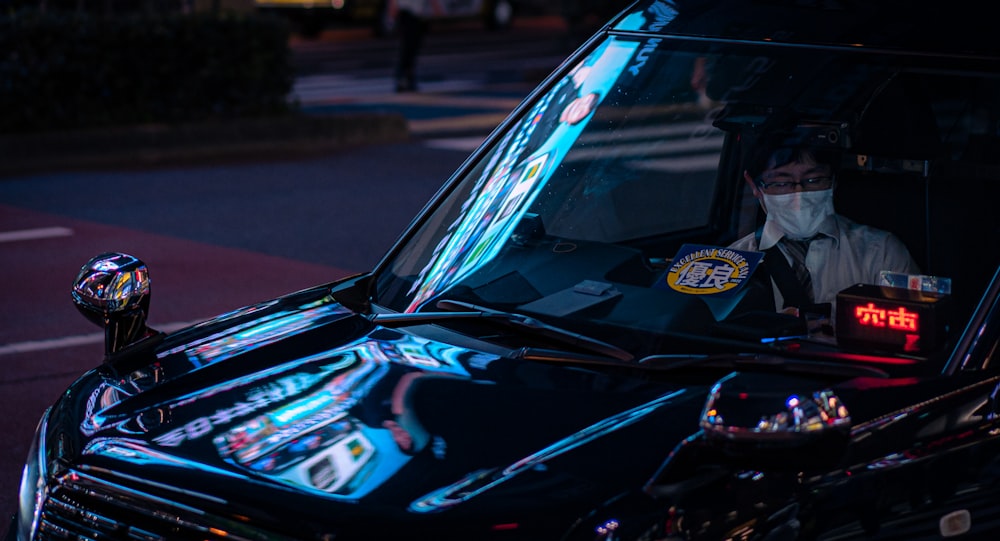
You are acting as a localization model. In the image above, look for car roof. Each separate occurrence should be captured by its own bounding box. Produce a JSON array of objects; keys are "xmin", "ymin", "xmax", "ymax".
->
[{"xmin": 610, "ymin": 0, "xmax": 1000, "ymax": 60}]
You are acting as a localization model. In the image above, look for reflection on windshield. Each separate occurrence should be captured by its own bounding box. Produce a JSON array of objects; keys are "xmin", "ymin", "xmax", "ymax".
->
[
  {"xmin": 405, "ymin": 40, "xmax": 642, "ymax": 313},
  {"xmin": 376, "ymin": 4, "xmax": 999, "ymax": 363}
]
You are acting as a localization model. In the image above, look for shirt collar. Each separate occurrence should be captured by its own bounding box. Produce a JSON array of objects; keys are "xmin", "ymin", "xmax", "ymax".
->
[{"xmin": 758, "ymin": 214, "xmax": 840, "ymax": 250}]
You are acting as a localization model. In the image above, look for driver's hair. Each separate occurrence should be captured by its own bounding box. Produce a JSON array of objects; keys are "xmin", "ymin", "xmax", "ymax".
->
[{"xmin": 742, "ymin": 132, "xmax": 841, "ymax": 181}]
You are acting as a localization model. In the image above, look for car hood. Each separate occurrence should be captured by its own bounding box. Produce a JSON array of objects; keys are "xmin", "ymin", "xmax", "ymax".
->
[{"xmin": 53, "ymin": 283, "xmax": 713, "ymax": 536}]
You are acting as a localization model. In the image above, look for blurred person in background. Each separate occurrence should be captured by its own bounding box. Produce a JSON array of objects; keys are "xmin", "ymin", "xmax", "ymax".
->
[{"xmin": 388, "ymin": 0, "xmax": 444, "ymax": 92}]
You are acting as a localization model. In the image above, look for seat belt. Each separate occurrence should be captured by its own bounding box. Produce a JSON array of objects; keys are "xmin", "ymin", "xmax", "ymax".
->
[{"xmin": 756, "ymin": 228, "xmax": 829, "ymax": 316}]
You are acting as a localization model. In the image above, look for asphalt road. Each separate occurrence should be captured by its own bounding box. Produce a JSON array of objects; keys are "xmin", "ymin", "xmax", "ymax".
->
[
  {"xmin": 0, "ymin": 128, "xmax": 476, "ymax": 541},
  {"xmin": 0, "ymin": 15, "xmax": 579, "ymax": 532}
]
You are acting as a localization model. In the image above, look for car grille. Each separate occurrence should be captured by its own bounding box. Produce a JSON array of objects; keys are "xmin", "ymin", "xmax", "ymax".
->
[{"xmin": 35, "ymin": 468, "xmax": 295, "ymax": 541}]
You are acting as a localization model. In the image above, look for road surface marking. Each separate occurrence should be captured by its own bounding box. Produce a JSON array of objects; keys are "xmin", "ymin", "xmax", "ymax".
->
[
  {"xmin": 0, "ymin": 321, "xmax": 201, "ymax": 356},
  {"xmin": 0, "ymin": 227, "xmax": 73, "ymax": 243},
  {"xmin": 423, "ymin": 136, "xmax": 488, "ymax": 152}
]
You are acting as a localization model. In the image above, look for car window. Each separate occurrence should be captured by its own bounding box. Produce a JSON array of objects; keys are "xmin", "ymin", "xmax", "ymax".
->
[{"xmin": 374, "ymin": 29, "xmax": 1000, "ymax": 364}]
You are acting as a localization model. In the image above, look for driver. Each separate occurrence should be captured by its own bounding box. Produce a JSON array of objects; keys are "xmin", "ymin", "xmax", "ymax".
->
[{"xmin": 729, "ymin": 134, "xmax": 921, "ymax": 315}]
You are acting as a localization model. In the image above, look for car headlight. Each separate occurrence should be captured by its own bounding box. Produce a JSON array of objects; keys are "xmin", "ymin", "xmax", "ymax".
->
[{"xmin": 14, "ymin": 408, "xmax": 51, "ymax": 541}]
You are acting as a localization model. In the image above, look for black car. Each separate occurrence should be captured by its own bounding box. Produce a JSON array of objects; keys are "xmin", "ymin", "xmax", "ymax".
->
[{"xmin": 8, "ymin": 0, "xmax": 1000, "ymax": 539}]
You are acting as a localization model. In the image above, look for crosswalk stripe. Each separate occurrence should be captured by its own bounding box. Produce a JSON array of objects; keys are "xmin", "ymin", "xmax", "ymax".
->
[
  {"xmin": 423, "ymin": 136, "xmax": 489, "ymax": 151},
  {"xmin": 0, "ymin": 227, "xmax": 73, "ymax": 243},
  {"xmin": 293, "ymin": 77, "xmax": 489, "ymax": 102}
]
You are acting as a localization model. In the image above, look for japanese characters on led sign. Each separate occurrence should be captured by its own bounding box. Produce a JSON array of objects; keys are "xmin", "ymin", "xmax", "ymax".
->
[
  {"xmin": 854, "ymin": 302, "xmax": 919, "ymax": 332},
  {"xmin": 836, "ymin": 283, "xmax": 949, "ymax": 353}
]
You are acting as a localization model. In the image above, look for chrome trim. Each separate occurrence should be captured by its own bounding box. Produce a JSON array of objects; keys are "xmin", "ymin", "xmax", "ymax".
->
[
  {"xmin": 35, "ymin": 469, "xmax": 295, "ymax": 541},
  {"xmin": 15, "ymin": 408, "xmax": 50, "ymax": 541},
  {"xmin": 945, "ymin": 265, "xmax": 1000, "ymax": 375},
  {"xmin": 71, "ymin": 252, "xmax": 153, "ymax": 356}
]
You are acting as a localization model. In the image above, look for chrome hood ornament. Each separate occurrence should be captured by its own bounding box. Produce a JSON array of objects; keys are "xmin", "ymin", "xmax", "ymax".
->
[{"xmin": 72, "ymin": 252, "xmax": 155, "ymax": 357}]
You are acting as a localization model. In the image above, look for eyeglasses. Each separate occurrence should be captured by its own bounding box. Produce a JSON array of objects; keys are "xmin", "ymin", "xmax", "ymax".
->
[{"xmin": 756, "ymin": 175, "xmax": 834, "ymax": 195}]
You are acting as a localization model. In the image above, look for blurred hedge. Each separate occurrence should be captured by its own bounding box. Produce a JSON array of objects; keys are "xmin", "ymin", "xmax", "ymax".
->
[{"xmin": 0, "ymin": 10, "xmax": 297, "ymax": 134}]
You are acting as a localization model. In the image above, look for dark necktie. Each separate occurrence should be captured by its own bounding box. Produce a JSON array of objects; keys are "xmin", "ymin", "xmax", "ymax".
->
[{"xmin": 779, "ymin": 237, "xmax": 814, "ymax": 303}]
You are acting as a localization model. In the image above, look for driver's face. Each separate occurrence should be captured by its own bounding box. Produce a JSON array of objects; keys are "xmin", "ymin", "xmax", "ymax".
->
[
  {"xmin": 758, "ymin": 159, "xmax": 832, "ymax": 192},
  {"xmin": 745, "ymin": 153, "xmax": 833, "ymax": 200}
]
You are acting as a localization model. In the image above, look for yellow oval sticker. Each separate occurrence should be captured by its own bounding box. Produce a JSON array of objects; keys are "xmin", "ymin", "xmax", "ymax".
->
[{"xmin": 662, "ymin": 245, "xmax": 762, "ymax": 296}]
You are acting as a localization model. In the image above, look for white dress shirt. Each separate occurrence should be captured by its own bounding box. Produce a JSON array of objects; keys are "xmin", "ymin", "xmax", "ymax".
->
[{"xmin": 730, "ymin": 213, "xmax": 921, "ymax": 308}]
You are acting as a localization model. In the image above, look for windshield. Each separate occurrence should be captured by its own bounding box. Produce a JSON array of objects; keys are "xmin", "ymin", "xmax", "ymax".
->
[{"xmin": 373, "ymin": 16, "xmax": 1000, "ymax": 363}]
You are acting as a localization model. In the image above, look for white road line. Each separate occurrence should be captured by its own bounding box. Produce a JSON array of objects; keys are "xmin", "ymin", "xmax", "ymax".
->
[
  {"xmin": 423, "ymin": 136, "xmax": 488, "ymax": 152},
  {"xmin": 292, "ymin": 77, "xmax": 485, "ymax": 103},
  {"xmin": 0, "ymin": 321, "xmax": 201, "ymax": 357},
  {"xmin": 629, "ymin": 154, "xmax": 723, "ymax": 173},
  {"xmin": 0, "ymin": 227, "xmax": 73, "ymax": 243},
  {"xmin": 0, "ymin": 333, "xmax": 104, "ymax": 355}
]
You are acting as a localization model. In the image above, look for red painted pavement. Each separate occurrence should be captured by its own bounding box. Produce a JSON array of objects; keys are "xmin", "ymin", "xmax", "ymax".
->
[{"xmin": 0, "ymin": 203, "xmax": 356, "ymax": 530}]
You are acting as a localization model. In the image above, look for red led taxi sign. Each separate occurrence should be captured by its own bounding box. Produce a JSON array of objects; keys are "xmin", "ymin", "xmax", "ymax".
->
[
  {"xmin": 836, "ymin": 284, "xmax": 950, "ymax": 354},
  {"xmin": 854, "ymin": 302, "xmax": 919, "ymax": 332}
]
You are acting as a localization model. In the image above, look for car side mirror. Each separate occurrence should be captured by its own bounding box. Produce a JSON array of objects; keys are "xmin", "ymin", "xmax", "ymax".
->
[
  {"xmin": 699, "ymin": 371, "xmax": 852, "ymax": 470},
  {"xmin": 71, "ymin": 252, "xmax": 154, "ymax": 358}
]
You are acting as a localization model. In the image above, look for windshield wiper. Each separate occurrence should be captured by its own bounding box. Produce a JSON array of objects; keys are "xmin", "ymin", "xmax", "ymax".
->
[
  {"xmin": 368, "ymin": 300, "xmax": 634, "ymax": 362},
  {"xmin": 435, "ymin": 299, "xmax": 635, "ymax": 362}
]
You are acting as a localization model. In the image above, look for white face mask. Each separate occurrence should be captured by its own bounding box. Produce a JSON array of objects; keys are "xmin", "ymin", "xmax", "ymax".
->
[{"xmin": 762, "ymin": 189, "xmax": 835, "ymax": 239}]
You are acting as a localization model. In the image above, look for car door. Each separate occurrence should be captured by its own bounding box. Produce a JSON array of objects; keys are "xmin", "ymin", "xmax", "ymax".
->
[{"xmin": 811, "ymin": 269, "xmax": 1000, "ymax": 539}]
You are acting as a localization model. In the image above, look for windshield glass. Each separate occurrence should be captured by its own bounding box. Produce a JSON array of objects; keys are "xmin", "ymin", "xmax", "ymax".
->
[{"xmin": 373, "ymin": 17, "xmax": 1000, "ymax": 362}]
